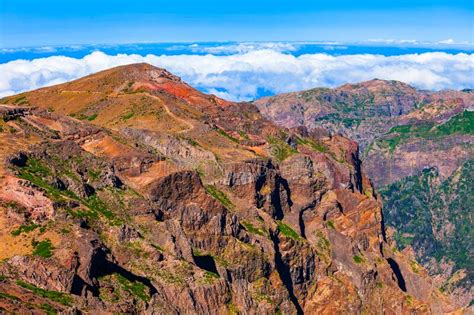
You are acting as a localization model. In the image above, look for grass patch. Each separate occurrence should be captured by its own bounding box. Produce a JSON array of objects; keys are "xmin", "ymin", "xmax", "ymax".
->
[
  {"xmin": 326, "ymin": 220, "xmax": 335, "ymax": 230},
  {"xmin": 241, "ymin": 221, "xmax": 268, "ymax": 237},
  {"xmin": 85, "ymin": 194, "xmax": 117, "ymax": 222},
  {"xmin": 204, "ymin": 271, "xmax": 219, "ymax": 280},
  {"xmin": 122, "ymin": 112, "xmax": 134, "ymax": 120},
  {"xmin": 65, "ymin": 190, "xmax": 123, "ymax": 225},
  {"xmin": 267, "ymin": 136, "xmax": 298, "ymax": 162},
  {"xmin": 277, "ymin": 222, "xmax": 301, "ymax": 241},
  {"xmin": 0, "ymin": 291, "xmax": 21, "ymax": 301},
  {"xmin": 409, "ymin": 260, "xmax": 422, "ymax": 274},
  {"xmin": 77, "ymin": 113, "xmax": 98, "ymax": 121},
  {"xmin": 40, "ymin": 303, "xmax": 57, "ymax": 315},
  {"xmin": 16, "ymin": 280, "xmax": 73, "ymax": 306},
  {"xmin": 216, "ymin": 128, "xmax": 239, "ymax": 143},
  {"xmin": 116, "ymin": 274, "xmax": 150, "ymax": 302},
  {"xmin": 314, "ymin": 230, "xmax": 331, "ymax": 264},
  {"xmin": 32, "ymin": 239, "xmax": 54, "ymax": 258},
  {"xmin": 295, "ymin": 136, "xmax": 329, "ymax": 153},
  {"xmin": 86, "ymin": 113, "xmax": 98, "ymax": 121},
  {"xmin": 13, "ymin": 95, "xmax": 29, "ymax": 106},
  {"xmin": 184, "ymin": 137, "xmax": 199, "ymax": 147},
  {"xmin": 11, "ymin": 223, "xmax": 40, "ymax": 236},
  {"xmin": 205, "ymin": 185, "xmax": 234, "ymax": 209},
  {"xmin": 353, "ymin": 255, "xmax": 365, "ymax": 264}
]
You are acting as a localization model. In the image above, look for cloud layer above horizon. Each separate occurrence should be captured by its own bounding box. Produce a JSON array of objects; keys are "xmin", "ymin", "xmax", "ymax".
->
[{"xmin": 0, "ymin": 50, "xmax": 472, "ymax": 101}]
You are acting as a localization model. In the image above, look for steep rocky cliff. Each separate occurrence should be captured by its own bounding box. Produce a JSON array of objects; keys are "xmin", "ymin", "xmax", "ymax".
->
[
  {"xmin": 254, "ymin": 80, "xmax": 473, "ymax": 308},
  {"xmin": 381, "ymin": 161, "xmax": 473, "ymax": 308},
  {"xmin": 0, "ymin": 65, "xmax": 459, "ymax": 313}
]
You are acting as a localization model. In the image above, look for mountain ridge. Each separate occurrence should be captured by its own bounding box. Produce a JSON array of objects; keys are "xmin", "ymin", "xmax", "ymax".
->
[
  {"xmin": 254, "ymin": 80, "xmax": 474, "ymax": 308},
  {"xmin": 0, "ymin": 64, "xmax": 465, "ymax": 313}
]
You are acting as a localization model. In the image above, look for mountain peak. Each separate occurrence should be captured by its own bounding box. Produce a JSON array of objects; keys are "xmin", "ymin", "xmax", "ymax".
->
[
  {"xmin": 105, "ymin": 63, "xmax": 182, "ymax": 83},
  {"xmin": 336, "ymin": 79, "xmax": 417, "ymax": 93},
  {"xmin": 25, "ymin": 63, "xmax": 233, "ymax": 109}
]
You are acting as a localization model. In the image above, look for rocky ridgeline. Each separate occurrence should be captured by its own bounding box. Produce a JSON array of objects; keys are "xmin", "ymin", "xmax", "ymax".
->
[{"xmin": 0, "ymin": 64, "xmax": 463, "ymax": 313}]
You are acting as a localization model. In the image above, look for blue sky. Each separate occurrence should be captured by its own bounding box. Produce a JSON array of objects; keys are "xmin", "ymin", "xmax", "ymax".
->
[{"xmin": 1, "ymin": 0, "xmax": 473, "ymax": 48}]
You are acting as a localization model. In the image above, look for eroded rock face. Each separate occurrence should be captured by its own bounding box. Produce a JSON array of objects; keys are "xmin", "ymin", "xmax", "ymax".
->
[
  {"xmin": 0, "ymin": 256, "xmax": 75, "ymax": 292},
  {"xmin": 254, "ymin": 79, "xmax": 474, "ymax": 308},
  {"xmin": 0, "ymin": 65, "xmax": 460, "ymax": 314}
]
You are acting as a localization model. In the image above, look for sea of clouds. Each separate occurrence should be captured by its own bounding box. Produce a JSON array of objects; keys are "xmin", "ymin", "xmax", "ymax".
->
[{"xmin": 0, "ymin": 50, "xmax": 472, "ymax": 101}]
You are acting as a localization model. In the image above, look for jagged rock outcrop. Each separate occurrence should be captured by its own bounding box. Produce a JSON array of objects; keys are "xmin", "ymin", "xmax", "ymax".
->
[{"xmin": 255, "ymin": 80, "xmax": 474, "ymax": 308}]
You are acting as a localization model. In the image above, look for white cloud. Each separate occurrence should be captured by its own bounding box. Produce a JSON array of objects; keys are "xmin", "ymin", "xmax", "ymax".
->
[
  {"xmin": 363, "ymin": 38, "xmax": 474, "ymax": 47},
  {"xmin": 0, "ymin": 50, "xmax": 472, "ymax": 101},
  {"xmin": 165, "ymin": 42, "xmax": 299, "ymax": 55}
]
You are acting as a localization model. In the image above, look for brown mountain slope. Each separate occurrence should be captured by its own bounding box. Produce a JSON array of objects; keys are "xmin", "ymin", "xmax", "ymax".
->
[{"xmin": 0, "ymin": 65, "xmax": 459, "ymax": 313}]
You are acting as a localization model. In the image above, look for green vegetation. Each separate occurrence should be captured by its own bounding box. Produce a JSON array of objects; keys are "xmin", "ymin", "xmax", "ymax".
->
[
  {"xmin": 277, "ymin": 222, "xmax": 301, "ymax": 241},
  {"xmin": 116, "ymin": 274, "xmax": 150, "ymax": 302},
  {"xmin": 88, "ymin": 169, "xmax": 101, "ymax": 181},
  {"xmin": 409, "ymin": 260, "xmax": 422, "ymax": 274},
  {"xmin": 13, "ymin": 95, "xmax": 29, "ymax": 106},
  {"xmin": 314, "ymin": 230, "xmax": 331, "ymax": 264},
  {"xmin": 216, "ymin": 128, "xmax": 239, "ymax": 143},
  {"xmin": 122, "ymin": 112, "xmax": 134, "ymax": 120},
  {"xmin": 227, "ymin": 301, "xmax": 239, "ymax": 315},
  {"xmin": 326, "ymin": 220, "xmax": 335, "ymax": 230},
  {"xmin": 77, "ymin": 113, "xmax": 98, "ymax": 121},
  {"xmin": 86, "ymin": 113, "xmax": 98, "ymax": 121},
  {"xmin": 183, "ymin": 137, "xmax": 200, "ymax": 147},
  {"xmin": 295, "ymin": 136, "xmax": 328, "ymax": 153},
  {"xmin": 17, "ymin": 158, "xmax": 78, "ymax": 202},
  {"xmin": 203, "ymin": 271, "xmax": 219, "ymax": 280},
  {"xmin": 32, "ymin": 239, "xmax": 54, "ymax": 258},
  {"xmin": 267, "ymin": 136, "xmax": 298, "ymax": 162},
  {"xmin": 16, "ymin": 156, "xmax": 124, "ymax": 226},
  {"xmin": 241, "ymin": 221, "xmax": 268, "ymax": 237},
  {"xmin": 151, "ymin": 244, "xmax": 164, "ymax": 252},
  {"xmin": 380, "ymin": 110, "xmax": 474, "ymax": 152},
  {"xmin": 393, "ymin": 232, "xmax": 414, "ymax": 249},
  {"xmin": 435, "ymin": 110, "xmax": 474, "ymax": 136},
  {"xmin": 40, "ymin": 303, "xmax": 57, "ymax": 315},
  {"xmin": 86, "ymin": 195, "xmax": 115, "ymax": 220},
  {"xmin": 11, "ymin": 223, "xmax": 40, "ymax": 236},
  {"xmin": 205, "ymin": 185, "xmax": 234, "ymax": 209},
  {"xmin": 238, "ymin": 130, "xmax": 250, "ymax": 140},
  {"xmin": 0, "ymin": 291, "xmax": 20, "ymax": 301},
  {"xmin": 16, "ymin": 280, "xmax": 73, "ymax": 306},
  {"xmin": 381, "ymin": 160, "xmax": 473, "ymax": 279},
  {"xmin": 353, "ymin": 255, "xmax": 365, "ymax": 264}
]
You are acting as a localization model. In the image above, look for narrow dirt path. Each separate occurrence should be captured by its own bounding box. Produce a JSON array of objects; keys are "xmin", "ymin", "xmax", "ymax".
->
[{"xmin": 144, "ymin": 93, "xmax": 195, "ymax": 133}]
